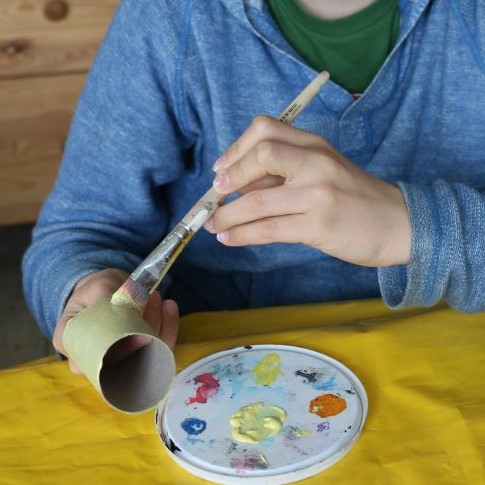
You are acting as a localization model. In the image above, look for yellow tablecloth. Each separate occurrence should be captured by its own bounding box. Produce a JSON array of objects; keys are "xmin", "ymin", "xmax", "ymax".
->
[{"xmin": 1, "ymin": 299, "xmax": 484, "ymax": 484}]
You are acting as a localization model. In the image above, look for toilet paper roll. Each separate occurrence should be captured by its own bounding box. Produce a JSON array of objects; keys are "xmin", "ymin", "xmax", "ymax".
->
[{"xmin": 63, "ymin": 298, "xmax": 176, "ymax": 413}]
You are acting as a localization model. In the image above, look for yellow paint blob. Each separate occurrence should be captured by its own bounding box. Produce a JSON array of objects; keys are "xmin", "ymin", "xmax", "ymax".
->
[
  {"xmin": 289, "ymin": 427, "xmax": 312, "ymax": 438},
  {"xmin": 230, "ymin": 403, "xmax": 287, "ymax": 444},
  {"xmin": 252, "ymin": 353, "xmax": 281, "ymax": 385}
]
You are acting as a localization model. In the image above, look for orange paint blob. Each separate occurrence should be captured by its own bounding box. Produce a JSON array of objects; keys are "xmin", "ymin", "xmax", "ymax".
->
[{"xmin": 309, "ymin": 393, "xmax": 347, "ymax": 418}]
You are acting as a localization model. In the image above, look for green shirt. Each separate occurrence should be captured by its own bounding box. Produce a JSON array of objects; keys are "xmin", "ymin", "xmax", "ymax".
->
[{"xmin": 267, "ymin": 0, "xmax": 401, "ymax": 94}]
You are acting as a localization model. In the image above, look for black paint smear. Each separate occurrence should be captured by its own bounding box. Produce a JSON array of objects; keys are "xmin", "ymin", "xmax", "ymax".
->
[
  {"xmin": 295, "ymin": 369, "xmax": 317, "ymax": 383},
  {"xmin": 244, "ymin": 345, "xmax": 252, "ymax": 349},
  {"xmin": 345, "ymin": 389, "xmax": 356, "ymax": 394},
  {"xmin": 160, "ymin": 427, "xmax": 180, "ymax": 454},
  {"xmin": 230, "ymin": 454, "xmax": 268, "ymax": 470},
  {"xmin": 225, "ymin": 442, "xmax": 238, "ymax": 455},
  {"xmin": 168, "ymin": 439, "xmax": 181, "ymax": 453}
]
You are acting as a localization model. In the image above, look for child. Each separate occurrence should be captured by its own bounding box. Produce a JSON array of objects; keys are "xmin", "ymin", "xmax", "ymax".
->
[{"xmin": 23, "ymin": 0, "xmax": 485, "ymax": 372}]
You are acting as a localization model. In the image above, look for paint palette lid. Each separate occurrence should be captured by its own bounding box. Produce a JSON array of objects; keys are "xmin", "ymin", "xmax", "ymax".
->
[{"xmin": 155, "ymin": 345, "xmax": 367, "ymax": 484}]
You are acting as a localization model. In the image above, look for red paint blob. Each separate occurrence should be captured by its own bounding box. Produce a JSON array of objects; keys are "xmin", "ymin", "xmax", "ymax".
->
[{"xmin": 185, "ymin": 372, "xmax": 220, "ymax": 404}]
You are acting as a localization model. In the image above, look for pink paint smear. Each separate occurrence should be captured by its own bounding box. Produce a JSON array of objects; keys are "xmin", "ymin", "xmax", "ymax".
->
[{"xmin": 185, "ymin": 372, "xmax": 220, "ymax": 405}]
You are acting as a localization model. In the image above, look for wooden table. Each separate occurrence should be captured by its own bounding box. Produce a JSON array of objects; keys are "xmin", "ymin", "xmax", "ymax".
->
[{"xmin": 1, "ymin": 299, "xmax": 484, "ymax": 484}]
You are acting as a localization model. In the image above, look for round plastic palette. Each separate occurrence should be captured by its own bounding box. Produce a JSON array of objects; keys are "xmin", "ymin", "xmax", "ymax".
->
[{"xmin": 155, "ymin": 345, "xmax": 367, "ymax": 484}]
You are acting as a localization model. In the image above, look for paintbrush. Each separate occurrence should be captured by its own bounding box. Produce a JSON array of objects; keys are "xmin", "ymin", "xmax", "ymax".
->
[{"xmin": 111, "ymin": 71, "xmax": 330, "ymax": 312}]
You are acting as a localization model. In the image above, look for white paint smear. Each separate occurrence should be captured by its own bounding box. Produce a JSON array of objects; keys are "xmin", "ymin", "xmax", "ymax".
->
[{"xmin": 188, "ymin": 209, "xmax": 209, "ymax": 232}]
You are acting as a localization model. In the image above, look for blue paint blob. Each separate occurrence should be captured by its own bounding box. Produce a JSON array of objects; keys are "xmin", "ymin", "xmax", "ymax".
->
[
  {"xmin": 212, "ymin": 362, "xmax": 246, "ymax": 398},
  {"xmin": 187, "ymin": 435, "xmax": 205, "ymax": 445},
  {"xmin": 312, "ymin": 374, "xmax": 337, "ymax": 391},
  {"xmin": 295, "ymin": 368, "xmax": 337, "ymax": 391},
  {"xmin": 181, "ymin": 417, "xmax": 207, "ymax": 435}
]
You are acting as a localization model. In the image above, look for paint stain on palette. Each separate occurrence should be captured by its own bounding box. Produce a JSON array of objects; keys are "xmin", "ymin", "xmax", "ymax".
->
[{"xmin": 156, "ymin": 345, "xmax": 367, "ymax": 485}]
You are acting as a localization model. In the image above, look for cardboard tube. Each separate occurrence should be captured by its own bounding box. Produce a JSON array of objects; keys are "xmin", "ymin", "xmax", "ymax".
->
[{"xmin": 63, "ymin": 298, "xmax": 176, "ymax": 413}]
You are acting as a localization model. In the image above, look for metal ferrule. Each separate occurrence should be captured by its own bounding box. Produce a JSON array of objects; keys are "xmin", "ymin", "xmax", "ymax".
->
[{"xmin": 131, "ymin": 222, "xmax": 194, "ymax": 293}]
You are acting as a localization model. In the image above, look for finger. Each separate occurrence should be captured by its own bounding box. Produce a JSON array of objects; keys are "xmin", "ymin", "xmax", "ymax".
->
[
  {"xmin": 238, "ymin": 175, "xmax": 284, "ymax": 194},
  {"xmin": 159, "ymin": 299, "xmax": 179, "ymax": 351},
  {"xmin": 53, "ymin": 270, "xmax": 128, "ymax": 356},
  {"xmin": 53, "ymin": 317, "xmax": 84, "ymax": 375},
  {"xmin": 216, "ymin": 213, "xmax": 312, "ymax": 247},
  {"xmin": 52, "ymin": 314, "xmax": 76, "ymax": 357},
  {"xmin": 204, "ymin": 176, "xmax": 284, "ymax": 232},
  {"xmin": 207, "ymin": 185, "xmax": 309, "ymax": 234},
  {"xmin": 143, "ymin": 290, "xmax": 163, "ymax": 335},
  {"xmin": 68, "ymin": 359, "xmax": 83, "ymax": 375},
  {"xmin": 213, "ymin": 141, "xmax": 322, "ymax": 195},
  {"xmin": 52, "ymin": 320, "xmax": 67, "ymax": 356},
  {"xmin": 213, "ymin": 116, "xmax": 326, "ymax": 172}
]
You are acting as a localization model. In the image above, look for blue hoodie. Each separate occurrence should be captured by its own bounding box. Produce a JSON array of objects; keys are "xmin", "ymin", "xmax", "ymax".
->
[{"xmin": 23, "ymin": 0, "xmax": 485, "ymax": 338}]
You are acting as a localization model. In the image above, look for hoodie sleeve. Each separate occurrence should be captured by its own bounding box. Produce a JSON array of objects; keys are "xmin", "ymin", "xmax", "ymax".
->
[
  {"xmin": 378, "ymin": 180, "xmax": 485, "ymax": 313},
  {"xmin": 379, "ymin": 1, "xmax": 485, "ymax": 313},
  {"xmin": 22, "ymin": 0, "xmax": 191, "ymax": 338}
]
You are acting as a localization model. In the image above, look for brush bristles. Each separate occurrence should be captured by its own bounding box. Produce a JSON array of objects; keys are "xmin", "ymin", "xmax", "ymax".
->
[{"xmin": 111, "ymin": 277, "xmax": 150, "ymax": 313}]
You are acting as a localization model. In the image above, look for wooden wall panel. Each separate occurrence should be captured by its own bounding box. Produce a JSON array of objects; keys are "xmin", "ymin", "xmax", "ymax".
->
[
  {"xmin": 0, "ymin": 74, "xmax": 85, "ymax": 225},
  {"xmin": 0, "ymin": 0, "xmax": 119, "ymax": 79},
  {"xmin": 0, "ymin": 0, "xmax": 118, "ymax": 225}
]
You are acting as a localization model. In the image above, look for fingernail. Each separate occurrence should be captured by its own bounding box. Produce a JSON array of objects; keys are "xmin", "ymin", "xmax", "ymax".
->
[
  {"xmin": 212, "ymin": 155, "xmax": 224, "ymax": 172},
  {"xmin": 204, "ymin": 218, "xmax": 214, "ymax": 232},
  {"xmin": 217, "ymin": 231, "xmax": 229, "ymax": 244},
  {"xmin": 151, "ymin": 290, "xmax": 162, "ymax": 307},
  {"xmin": 213, "ymin": 150, "xmax": 231, "ymax": 172},
  {"xmin": 213, "ymin": 172, "xmax": 230, "ymax": 192},
  {"xmin": 69, "ymin": 360, "xmax": 83, "ymax": 375},
  {"xmin": 164, "ymin": 299, "xmax": 178, "ymax": 317},
  {"xmin": 131, "ymin": 335, "xmax": 152, "ymax": 346}
]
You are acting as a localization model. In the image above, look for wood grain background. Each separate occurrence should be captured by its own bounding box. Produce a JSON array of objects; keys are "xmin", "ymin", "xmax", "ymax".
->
[{"xmin": 0, "ymin": 0, "xmax": 119, "ymax": 225}]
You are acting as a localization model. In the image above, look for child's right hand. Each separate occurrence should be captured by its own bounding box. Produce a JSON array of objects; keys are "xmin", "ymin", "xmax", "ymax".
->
[
  {"xmin": 52, "ymin": 268, "xmax": 179, "ymax": 375},
  {"xmin": 208, "ymin": 116, "xmax": 411, "ymax": 268}
]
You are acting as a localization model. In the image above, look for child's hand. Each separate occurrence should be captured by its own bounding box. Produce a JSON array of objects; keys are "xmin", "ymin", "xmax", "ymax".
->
[
  {"xmin": 52, "ymin": 268, "xmax": 179, "ymax": 375},
  {"xmin": 206, "ymin": 116, "xmax": 412, "ymax": 268}
]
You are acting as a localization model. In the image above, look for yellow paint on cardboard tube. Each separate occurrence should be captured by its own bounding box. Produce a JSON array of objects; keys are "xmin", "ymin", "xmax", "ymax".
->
[
  {"xmin": 230, "ymin": 402, "xmax": 287, "ymax": 444},
  {"xmin": 63, "ymin": 298, "xmax": 175, "ymax": 414}
]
